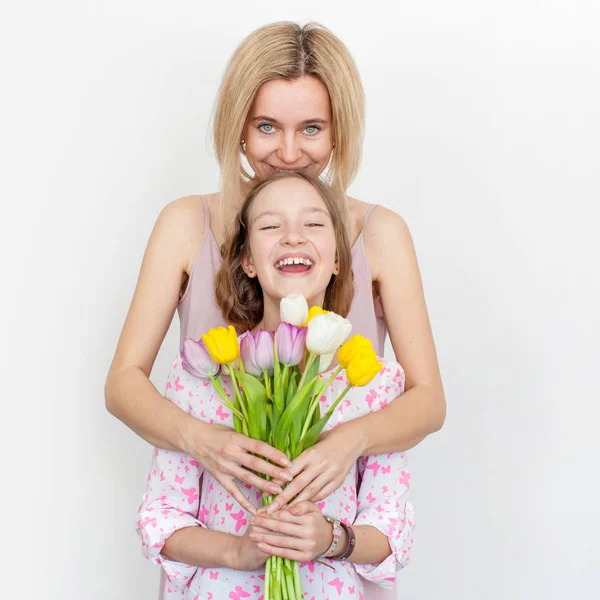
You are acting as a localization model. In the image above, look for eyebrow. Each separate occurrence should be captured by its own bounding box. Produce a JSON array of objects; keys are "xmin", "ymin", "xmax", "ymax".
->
[
  {"xmin": 251, "ymin": 115, "xmax": 329, "ymax": 126},
  {"xmin": 253, "ymin": 207, "xmax": 330, "ymax": 221}
]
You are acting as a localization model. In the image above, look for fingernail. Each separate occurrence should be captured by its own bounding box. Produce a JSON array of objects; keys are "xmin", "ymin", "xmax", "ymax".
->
[
  {"xmin": 271, "ymin": 486, "xmax": 282, "ymax": 495},
  {"xmin": 281, "ymin": 471, "xmax": 293, "ymax": 481},
  {"xmin": 281, "ymin": 458, "xmax": 292, "ymax": 467},
  {"xmin": 267, "ymin": 502, "xmax": 278, "ymax": 513}
]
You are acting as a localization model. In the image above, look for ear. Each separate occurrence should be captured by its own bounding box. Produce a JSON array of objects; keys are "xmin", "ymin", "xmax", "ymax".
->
[
  {"xmin": 333, "ymin": 256, "xmax": 340, "ymax": 276},
  {"xmin": 241, "ymin": 253, "xmax": 257, "ymax": 278}
]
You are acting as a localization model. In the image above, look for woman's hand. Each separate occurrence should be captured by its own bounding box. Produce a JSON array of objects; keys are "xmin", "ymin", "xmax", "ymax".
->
[
  {"xmin": 232, "ymin": 522, "xmax": 272, "ymax": 571},
  {"xmin": 184, "ymin": 421, "xmax": 293, "ymax": 514},
  {"xmin": 249, "ymin": 502, "xmax": 333, "ymax": 563},
  {"xmin": 268, "ymin": 423, "xmax": 365, "ymax": 513}
]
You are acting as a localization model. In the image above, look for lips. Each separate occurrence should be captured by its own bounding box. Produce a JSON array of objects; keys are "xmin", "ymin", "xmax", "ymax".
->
[
  {"xmin": 266, "ymin": 164, "xmax": 310, "ymax": 175},
  {"xmin": 274, "ymin": 253, "xmax": 315, "ymax": 274}
]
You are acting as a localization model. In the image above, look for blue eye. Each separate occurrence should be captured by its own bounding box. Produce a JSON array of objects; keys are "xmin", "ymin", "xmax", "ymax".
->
[
  {"xmin": 260, "ymin": 225, "xmax": 278, "ymax": 230},
  {"xmin": 258, "ymin": 123, "xmax": 275, "ymax": 133},
  {"xmin": 304, "ymin": 125, "xmax": 321, "ymax": 135}
]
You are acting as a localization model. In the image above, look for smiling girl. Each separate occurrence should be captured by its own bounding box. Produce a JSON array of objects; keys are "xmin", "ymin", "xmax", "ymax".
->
[{"xmin": 137, "ymin": 172, "xmax": 413, "ymax": 600}]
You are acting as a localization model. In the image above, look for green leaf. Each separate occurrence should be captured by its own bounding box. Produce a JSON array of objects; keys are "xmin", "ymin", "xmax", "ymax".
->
[
  {"xmin": 274, "ymin": 377, "xmax": 317, "ymax": 451},
  {"xmin": 236, "ymin": 370, "xmax": 268, "ymax": 442}
]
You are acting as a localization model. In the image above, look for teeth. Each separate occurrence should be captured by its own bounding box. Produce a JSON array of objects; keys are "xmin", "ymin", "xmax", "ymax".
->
[{"xmin": 276, "ymin": 257, "xmax": 313, "ymax": 269}]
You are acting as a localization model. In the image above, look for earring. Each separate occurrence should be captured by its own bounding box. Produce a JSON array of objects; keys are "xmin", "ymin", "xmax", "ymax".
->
[{"xmin": 240, "ymin": 139, "xmax": 246, "ymax": 154}]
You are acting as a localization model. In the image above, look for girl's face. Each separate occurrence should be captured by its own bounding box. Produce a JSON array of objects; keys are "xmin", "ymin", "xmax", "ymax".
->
[
  {"xmin": 243, "ymin": 178, "xmax": 338, "ymax": 312},
  {"xmin": 243, "ymin": 76, "xmax": 334, "ymax": 180}
]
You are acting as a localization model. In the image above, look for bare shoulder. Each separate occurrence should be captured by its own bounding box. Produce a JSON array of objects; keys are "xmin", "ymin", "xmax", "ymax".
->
[
  {"xmin": 361, "ymin": 204, "xmax": 415, "ymax": 282},
  {"xmin": 155, "ymin": 193, "xmax": 217, "ymax": 272}
]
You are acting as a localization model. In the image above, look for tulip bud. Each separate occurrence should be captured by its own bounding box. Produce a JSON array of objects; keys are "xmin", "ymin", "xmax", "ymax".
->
[
  {"xmin": 280, "ymin": 294, "xmax": 309, "ymax": 327},
  {"xmin": 346, "ymin": 349, "xmax": 383, "ymax": 387},
  {"xmin": 338, "ymin": 335, "xmax": 373, "ymax": 368},
  {"xmin": 201, "ymin": 325, "xmax": 240, "ymax": 364},
  {"xmin": 306, "ymin": 312, "xmax": 352, "ymax": 356},
  {"xmin": 306, "ymin": 305, "xmax": 329, "ymax": 324},
  {"xmin": 180, "ymin": 338, "xmax": 221, "ymax": 378},
  {"xmin": 254, "ymin": 329, "xmax": 275, "ymax": 373},
  {"xmin": 239, "ymin": 332, "xmax": 262, "ymax": 377},
  {"xmin": 318, "ymin": 352, "xmax": 335, "ymax": 373},
  {"xmin": 275, "ymin": 322, "xmax": 307, "ymax": 366}
]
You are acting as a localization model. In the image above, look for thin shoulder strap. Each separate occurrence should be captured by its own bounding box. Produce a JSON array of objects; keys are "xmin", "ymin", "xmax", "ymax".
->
[
  {"xmin": 362, "ymin": 204, "xmax": 379, "ymax": 229},
  {"xmin": 201, "ymin": 195, "xmax": 211, "ymax": 229}
]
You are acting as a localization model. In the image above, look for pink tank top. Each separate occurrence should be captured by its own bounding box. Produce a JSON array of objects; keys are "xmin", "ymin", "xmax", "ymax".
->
[{"xmin": 177, "ymin": 197, "xmax": 386, "ymax": 353}]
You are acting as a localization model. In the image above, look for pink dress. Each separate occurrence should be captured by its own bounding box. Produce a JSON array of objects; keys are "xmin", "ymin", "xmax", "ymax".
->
[
  {"xmin": 159, "ymin": 197, "xmax": 399, "ymax": 600},
  {"xmin": 139, "ymin": 355, "xmax": 414, "ymax": 599}
]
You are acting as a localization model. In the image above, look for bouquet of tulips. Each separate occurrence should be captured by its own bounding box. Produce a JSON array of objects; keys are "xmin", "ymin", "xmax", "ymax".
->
[{"xmin": 180, "ymin": 294, "xmax": 383, "ymax": 600}]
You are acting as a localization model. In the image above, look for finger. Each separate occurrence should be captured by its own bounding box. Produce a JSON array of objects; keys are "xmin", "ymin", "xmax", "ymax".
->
[
  {"xmin": 251, "ymin": 515, "xmax": 304, "ymax": 537},
  {"xmin": 250, "ymin": 532, "xmax": 305, "ymax": 551},
  {"xmin": 269, "ymin": 467, "xmax": 321, "ymax": 512},
  {"xmin": 286, "ymin": 501, "xmax": 318, "ymax": 517},
  {"xmin": 289, "ymin": 474, "xmax": 331, "ymax": 506},
  {"xmin": 256, "ymin": 542, "xmax": 307, "ymax": 562},
  {"xmin": 242, "ymin": 437, "xmax": 292, "ymax": 470},
  {"xmin": 238, "ymin": 453, "xmax": 293, "ymax": 483},
  {"xmin": 232, "ymin": 467, "xmax": 283, "ymax": 496},
  {"xmin": 219, "ymin": 478, "xmax": 257, "ymax": 515},
  {"xmin": 309, "ymin": 479, "xmax": 341, "ymax": 502}
]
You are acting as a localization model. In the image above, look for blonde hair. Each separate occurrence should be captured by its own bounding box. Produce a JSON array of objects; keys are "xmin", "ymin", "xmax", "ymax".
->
[
  {"xmin": 213, "ymin": 21, "xmax": 365, "ymax": 234},
  {"xmin": 215, "ymin": 171, "xmax": 354, "ymax": 333}
]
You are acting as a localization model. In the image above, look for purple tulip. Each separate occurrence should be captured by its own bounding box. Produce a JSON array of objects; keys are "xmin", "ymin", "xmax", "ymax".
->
[
  {"xmin": 181, "ymin": 338, "xmax": 220, "ymax": 378},
  {"xmin": 254, "ymin": 330, "xmax": 274, "ymax": 373},
  {"xmin": 239, "ymin": 332, "xmax": 262, "ymax": 377},
  {"xmin": 275, "ymin": 322, "xmax": 307, "ymax": 366}
]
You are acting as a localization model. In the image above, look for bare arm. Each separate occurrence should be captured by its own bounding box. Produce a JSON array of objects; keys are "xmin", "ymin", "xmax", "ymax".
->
[
  {"xmin": 105, "ymin": 197, "xmax": 291, "ymax": 511},
  {"xmin": 347, "ymin": 206, "xmax": 446, "ymax": 455},
  {"xmin": 272, "ymin": 206, "xmax": 445, "ymax": 507},
  {"xmin": 162, "ymin": 526, "xmax": 269, "ymax": 572}
]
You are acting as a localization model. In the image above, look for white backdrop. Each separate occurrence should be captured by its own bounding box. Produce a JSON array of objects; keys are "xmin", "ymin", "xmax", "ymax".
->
[{"xmin": 2, "ymin": 1, "xmax": 599, "ymax": 598}]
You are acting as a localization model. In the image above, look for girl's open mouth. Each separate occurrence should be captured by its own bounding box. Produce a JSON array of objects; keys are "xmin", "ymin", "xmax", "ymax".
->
[{"xmin": 275, "ymin": 257, "xmax": 314, "ymax": 273}]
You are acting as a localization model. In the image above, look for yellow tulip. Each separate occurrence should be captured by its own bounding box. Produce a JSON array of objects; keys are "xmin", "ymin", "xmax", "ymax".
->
[
  {"xmin": 338, "ymin": 334, "xmax": 373, "ymax": 368},
  {"xmin": 346, "ymin": 349, "xmax": 383, "ymax": 387},
  {"xmin": 305, "ymin": 305, "xmax": 329, "ymax": 326},
  {"xmin": 201, "ymin": 325, "xmax": 240, "ymax": 364}
]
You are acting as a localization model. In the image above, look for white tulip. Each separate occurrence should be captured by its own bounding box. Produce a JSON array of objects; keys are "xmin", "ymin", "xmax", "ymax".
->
[
  {"xmin": 280, "ymin": 293, "xmax": 309, "ymax": 327},
  {"xmin": 318, "ymin": 352, "xmax": 335, "ymax": 373},
  {"xmin": 306, "ymin": 312, "xmax": 352, "ymax": 355}
]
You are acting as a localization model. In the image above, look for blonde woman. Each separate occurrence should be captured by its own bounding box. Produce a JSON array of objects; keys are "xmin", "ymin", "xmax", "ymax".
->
[{"xmin": 106, "ymin": 21, "xmax": 445, "ymax": 599}]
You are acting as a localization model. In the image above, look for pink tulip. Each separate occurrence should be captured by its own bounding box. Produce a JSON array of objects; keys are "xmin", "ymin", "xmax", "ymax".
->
[
  {"xmin": 254, "ymin": 330, "xmax": 275, "ymax": 373},
  {"xmin": 181, "ymin": 338, "xmax": 220, "ymax": 378},
  {"xmin": 239, "ymin": 332, "xmax": 262, "ymax": 377},
  {"xmin": 275, "ymin": 322, "xmax": 307, "ymax": 367}
]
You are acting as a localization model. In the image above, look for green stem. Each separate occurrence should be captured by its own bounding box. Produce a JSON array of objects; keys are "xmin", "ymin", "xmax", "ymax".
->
[
  {"xmin": 227, "ymin": 367, "xmax": 248, "ymax": 421},
  {"xmin": 264, "ymin": 370, "xmax": 272, "ymax": 399},
  {"xmin": 296, "ymin": 353, "xmax": 317, "ymax": 391},
  {"xmin": 300, "ymin": 365, "xmax": 343, "ymax": 441}
]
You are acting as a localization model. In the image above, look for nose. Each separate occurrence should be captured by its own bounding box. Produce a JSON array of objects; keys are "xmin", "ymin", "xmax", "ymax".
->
[
  {"xmin": 276, "ymin": 132, "xmax": 302, "ymax": 165},
  {"xmin": 281, "ymin": 224, "xmax": 306, "ymax": 246}
]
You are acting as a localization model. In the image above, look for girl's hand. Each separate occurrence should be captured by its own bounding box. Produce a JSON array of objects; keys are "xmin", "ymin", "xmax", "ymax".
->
[
  {"xmin": 249, "ymin": 502, "xmax": 333, "ymax": 563},
  {"xmin": 233, "ymin": 523, "xmax": 271, "ymax": 571},
  {"xmin": 185, "ymin": 421, "xmax": 293, "ymax": 514},
  {"xmin": 268, "ymin": 424, "xmax": 365, "ymax": 513}
]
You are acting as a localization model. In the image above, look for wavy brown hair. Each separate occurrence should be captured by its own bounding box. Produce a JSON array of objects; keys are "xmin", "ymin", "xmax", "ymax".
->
[{"xmin": 215, "ymin": 171, "xmax": 354, "ymax": 332}]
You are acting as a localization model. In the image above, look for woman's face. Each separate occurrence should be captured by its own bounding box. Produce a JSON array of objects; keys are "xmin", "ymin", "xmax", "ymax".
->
[
  {"xmin": 243, "ymin": 76, "xmax": 334, "ymax": 180},
  {"xmin": 243, "ymin": 177, "xmax": 338, "ymax": 310}
]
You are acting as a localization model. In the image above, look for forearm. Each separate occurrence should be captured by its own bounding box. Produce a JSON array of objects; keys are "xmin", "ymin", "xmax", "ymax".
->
[
  {"xmin": 351, "ymin": 382, "xmax": 445, "ymax": 456},
  {"xmin": 331, "ymin": 524, "xmax": 391, "ymax": 565},
  {"xmin": 105, "ymin": 364, "xmax": 197, "ymax": 452},
  {"xmin": 162, "ymin": 526, "xmax": 240, "ymax": 569}
]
